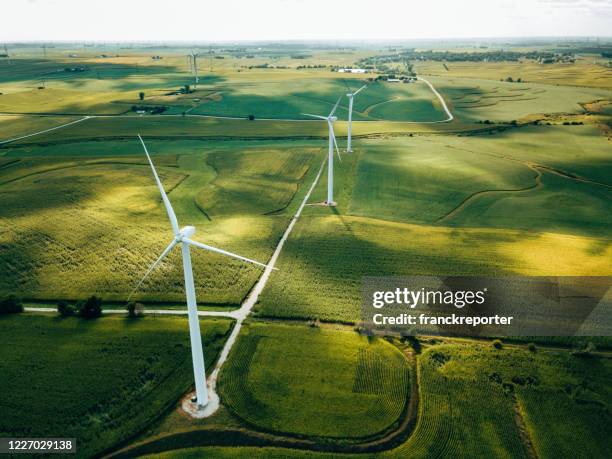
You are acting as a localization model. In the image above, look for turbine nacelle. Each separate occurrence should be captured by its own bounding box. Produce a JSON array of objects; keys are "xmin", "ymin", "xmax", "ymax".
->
[
  {"xmin": 328, "ymin": 116, "xmax": 337, "ymax": 123},
  {"xmin": 346, "ymin": 93, "xmax": 353, "ymax": 98},
  {"xmin": 178, "ymin": 226, "xmax": 196, "ymax": 241}
]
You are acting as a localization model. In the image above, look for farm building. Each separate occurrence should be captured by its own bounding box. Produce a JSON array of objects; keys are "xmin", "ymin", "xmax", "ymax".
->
[{"xmin": 337, "ymin": 68, "xmax": 370, "ymax": 73}]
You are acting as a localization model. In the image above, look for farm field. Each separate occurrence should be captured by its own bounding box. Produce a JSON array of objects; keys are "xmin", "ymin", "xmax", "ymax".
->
[
  {"xmin": 0, "ymin": 114, "xmax": 81, "ymax": 141},
  {"xmin": 218, "ymin": 322, "xmax": 410, "ymax": 438},
  {"xmin": 257, "ymin": 126, "xmax": 611, "ymax": 322},
  {"xmin": 427, "ymin": 76, "xmax": 610, "ymax": 122},
  {"xmin": 0, "ymin": 313, "xmax": 233, "ymax": 458},
  {"xmin": 387, "ymin": 342, "xmax": 612, "ymax": 459},
  {"xmin": 142, "ymin": 340, "xmax": 612, "ymax": 459},
  {"xmin": 256, "ymin": 214, "xmax": 612, "ymax": 322},
  {"xmin": 415, "ymin": 60, "xmax": 612, "ymax": 89},
  {"xmin": 0, "ymin": 139, "xmax": 320, "ymax": 304},
  {"xmin": 186, "ymin": 77, "xmax": 445, "ymax": 122},
  {"xmin": 0, "ymin": 54, "xmax": 446, "ymax": 122},
  {"xmin": 1, "ymin": 39, "xmax": 611, "ymax": 459}
]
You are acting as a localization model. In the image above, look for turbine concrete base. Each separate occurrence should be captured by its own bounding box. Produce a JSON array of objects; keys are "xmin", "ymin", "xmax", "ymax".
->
[
  {"xmin": 325, "ymin": 200, "xmax": 337, "ymax": 207},
  {"xmin": 181, "ymin": 389, "xmax": 220, "ymax": 419}
]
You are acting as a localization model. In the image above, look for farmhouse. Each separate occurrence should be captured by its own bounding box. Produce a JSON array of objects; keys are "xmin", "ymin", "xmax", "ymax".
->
[{"xmin": 337, "ymin": 68, "xmax": 369, "ymax": 73}]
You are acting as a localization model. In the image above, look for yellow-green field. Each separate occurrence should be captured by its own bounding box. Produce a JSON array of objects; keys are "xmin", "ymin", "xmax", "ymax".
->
[{"xmin": 1, "ymin": 43, "xmax": 611, "ymax": 458}]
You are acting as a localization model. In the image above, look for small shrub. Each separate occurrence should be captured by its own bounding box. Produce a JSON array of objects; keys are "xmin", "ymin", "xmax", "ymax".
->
[
  {"xmin": 57, "ymin": 301, "xmax": 75, "ymax": 317},
  {"xmin": 573, "ymin": 341, "xmax": 596, "ymax": 358},
  {"xmin": 0, "ymin": 295, "xmax": 23, "ymax": 314},
  {"xmin": 127, "ymin": 302, "xmax": 144, "ymax": 318},
  {"xmin": 492, "ymin": 339, "xmax": 503, "ymax": 350},
  {"xmin": 248, "ymin": 114, "xmax": 255, "ymax": 120},
  {"xmin": 79, "ymin": 295, "xmax": 102, "ymax": 319},
  {"xmin": 527, "ymin": 342, "xmax": 537, "ymax": 352}
]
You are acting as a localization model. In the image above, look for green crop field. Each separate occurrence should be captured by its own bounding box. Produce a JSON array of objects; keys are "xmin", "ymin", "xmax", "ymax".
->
[
  {"xmin": 218, "ymin": 323, "xmax": 410, "ymax": 438},
  {"xmin": 416, "ymin": 60, "xmax": 612, "ymax": 89},
  {"xmin": 257, "ymin": 126, "xmax": 611, "ymax": 322},
  {"xmin": 0, "ymin": 314, "xmax": 232, "ymax": 458},
  {"xmin": 0, "ymin": 139, "xmax": 320, "ymax": 305},
  {"xmin": 1, "ymin": 40, "xmax": 611, "ymax": 459},
  {"xmin": 427, "ymin": 76, "xmax": 610, "ymax": 122},
  {"xmin": 388, "ymin": 342, "xmax": 612, "ymax": 458},
  {"xmin": 144, "ymin": 340, "xmax": 612, "ymax": 459},
  {"xmin": 186, "ymin": 77, "xmax": 445, "ymax": 122}
]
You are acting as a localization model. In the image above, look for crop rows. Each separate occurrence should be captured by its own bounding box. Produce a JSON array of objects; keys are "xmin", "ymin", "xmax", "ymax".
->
[
  {"xmin": 218, "ymin": 324, "xmax": 410, "ymax": 439},
  {"xmin": 0, "ymin": 315, "xmax": 232, "ymax": 458}
]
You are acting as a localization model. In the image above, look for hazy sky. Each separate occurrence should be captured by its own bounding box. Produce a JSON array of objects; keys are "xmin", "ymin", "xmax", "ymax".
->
[{"xmin": 2, "ymin": 0, "xmax": 611, "ymax": 42}]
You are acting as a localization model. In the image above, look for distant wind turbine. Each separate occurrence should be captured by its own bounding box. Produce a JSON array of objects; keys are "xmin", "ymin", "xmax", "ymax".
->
[
  {"xmin": 3, "ymin": 44, "xmax": 10, "ymax": 65},
  {"xmin": 303, "ymin": 96, "xmax": 343, "ymax": 206},
  {"xmin": 131, "ymin": 135, "xmax": 273, "ymax": 408},
  {"xmin": 346, "ymin": 84, "xmax": 367, "ymax": 152},
  {"xmin": 188, "ymin": 51, "xmax": 199, "ymax": 89}
]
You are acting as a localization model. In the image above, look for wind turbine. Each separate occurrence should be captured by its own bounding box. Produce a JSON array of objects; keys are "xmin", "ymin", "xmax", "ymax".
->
[
  {"xmin": 3, "ymin": 44, "xmax": 10, "ymax": 65},
  {"xmin": 131, "ymin": 135, "xmax": 273, "ymax": 408},
  {"xmin": 346, "ymin": 84, "xmax": 367, "ymax": 153},
  {"xmin": 303, "ymin": 96, "xmax": 343, "ymax": 206},
  {"xmin": 188, "ymin": 51, "xmax": 199, "ymax": 89}
]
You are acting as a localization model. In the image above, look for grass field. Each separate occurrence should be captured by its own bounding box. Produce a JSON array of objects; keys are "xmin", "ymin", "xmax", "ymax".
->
[
  {"xmin": 2, "ymin": 44, "xmax": 612, "ymax": 458},
  {"xmin": 257, "ymin": 126, "xmax": 611, "ymax": 322},
  {"xmin": 218, "ymin": 323, "xmax": 410, "ymax": 438},
  {"xmin": 0, "ymin": 139, "xmax": 320, "ymax": 305},
  {"xmin": 0, "ymin": 314, "xmax": 233, "ymax": 458},
  {"xmin": 145, "ymin": 340, "xmax": 612, "ymax": 458},
  {"xmin": 0, "ymin": 114, "xmax": 81, "ymax": 142},
  {"xmin": 416, "ymin": 59, "xmax": 612, "ymax": 89},
  {"xmin": 0, "ymin": 54, "xmax": 446, "ymax": 122},
  {"xmin": 425, "ymin": 76, "xmax": 610, "ymax": 122},
  {"xmin": 186, "ymin": 78, "xmax": 445, "ymax": 122}
]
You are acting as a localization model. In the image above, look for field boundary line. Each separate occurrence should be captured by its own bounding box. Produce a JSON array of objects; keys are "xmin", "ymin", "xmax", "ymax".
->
[{"xmin": 0, "ymin": 116, "xmax": 91, "ymax": 145}]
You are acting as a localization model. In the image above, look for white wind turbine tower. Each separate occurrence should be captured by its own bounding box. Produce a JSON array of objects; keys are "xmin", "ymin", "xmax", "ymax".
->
[
  {"xmin": 131, "ymin": 135, "xmax": 272, "ymax": 408},
  {"xmin": 303, "ymin": 96, "xmax": 343, "ymax": 206},
  {"xmin": 346, "ymin": 84, "xmax": 367, "ymax": 153},
  {"xmin": 188, "ymin": 51, "xmax": 199, "ymax": 89}
]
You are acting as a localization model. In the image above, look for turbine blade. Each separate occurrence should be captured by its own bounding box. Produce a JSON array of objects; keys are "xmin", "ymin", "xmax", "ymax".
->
[
  {"xmin": 353, "ymin": 84, "xmax": 367, "ymax": 96},
  {"xmin": 330, "ymin": 126, "xmax": 341, "ymax": 162},
  {"xmin": 301, "ymin": 113, "xmax": 327, "ymax": 120},
  {"xmin": 329, "ymin": 95, "xmax": 342, "ymax": 117},
  {"xmin": 127, "ymin": 239, "xmax": 178, "ymax": 301},
  {"xmin": 138, "ymin": 135, "xmax": 180, "ymax": 236},
  {"xmin": 184, "ymin": 238, "xmax": 276, "ymax": 270}
]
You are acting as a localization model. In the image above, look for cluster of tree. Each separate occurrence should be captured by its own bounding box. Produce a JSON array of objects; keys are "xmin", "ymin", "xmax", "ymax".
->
[
  {"xmin": 296, "ymin": 64, "xmax": 327, "ymax": 69},
  {"xmin": 358, "ymin": 50, "xmax": 566, "ymax": 67},
  {"xmin": 0, "ymin": 295, "xmax": 23, "ymax": 314},
  {"xmin": 372, "ymin": 75, "xmax": 416, "ymax": 82},
  {"xmin": 290, "ymin": 54, "xmax": 312, "ymax": 59},
  {"xmin": 64, "ymin": 66, "xmax": 87, "ymax": 72},
  {"xmin": 502, "ymin": 77, "xmax": 524, "ymax": 83},
  {"xmin": 57, "ymin": 296, "xmax": 103, "ymax": 318}
]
